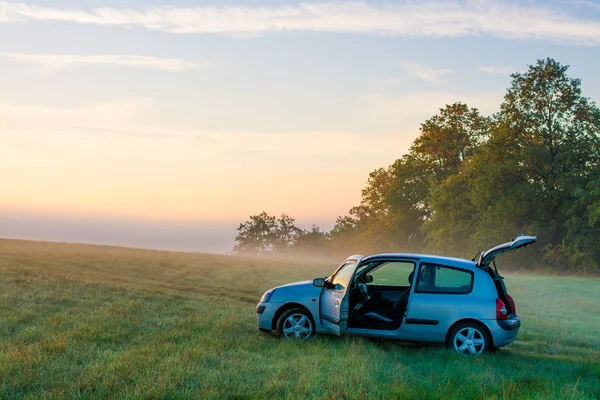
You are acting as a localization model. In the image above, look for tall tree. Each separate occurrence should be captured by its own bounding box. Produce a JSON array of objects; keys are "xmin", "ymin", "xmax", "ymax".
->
[
  {"xmin": 410, "ymin": 102, "xmax": 489, "ymax": 181},
  {"xmin": 425, "ymin": 58, "xmax": 600, "ymax": 269},
  {"xmin": 492, "ymin": 58, "xmax": 600, "ymax": 244},
  {"xmin": 331, "ymin": 102, "xmax": 489, "ymax": 254},
  {"xmin": 387, "ymin": 103, "xmax": 489, "ymax": 250}
]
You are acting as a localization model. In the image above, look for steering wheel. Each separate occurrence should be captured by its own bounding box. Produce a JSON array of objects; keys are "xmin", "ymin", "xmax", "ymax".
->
[{"xmin": 355, "ymin": 276, "xmax": 371, "ymax": 301}]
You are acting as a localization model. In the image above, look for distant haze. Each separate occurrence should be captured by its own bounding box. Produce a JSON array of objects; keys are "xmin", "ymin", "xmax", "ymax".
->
[{"xmin": 0, "ymin": 210, "xmax": 334, "ymax": 254}]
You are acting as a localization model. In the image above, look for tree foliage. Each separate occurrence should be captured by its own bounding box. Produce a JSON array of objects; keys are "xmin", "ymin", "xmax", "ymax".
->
[
  {"xmin": 233, "ymin": 58, "xmax": 600, "ymax": 272},
  {"xmin": 233, "ymin": 212, "xmax": 329, "ymax": 255},
  {"xmin": 330, "ymin": 102, "xmax": 490, "ymax": 255},
  {"xmin": 233, "ymin": 212, "xmax": 303, "ymax": 254},
  {"xmin": 332, "ymin": 58, "xmax": 600, "ymax": 272}
]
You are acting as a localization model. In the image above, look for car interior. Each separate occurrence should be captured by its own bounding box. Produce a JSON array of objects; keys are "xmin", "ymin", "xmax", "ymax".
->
[{"xmin": 347, "ymin": 261, "xmax": 415, "ymax": 331}]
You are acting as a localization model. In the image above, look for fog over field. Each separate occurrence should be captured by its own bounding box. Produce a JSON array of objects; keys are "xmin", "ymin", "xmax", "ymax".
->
[
  {"xmin": 0, "ymin": 210, "xmax": 334, "ymax": 254},
  {"xmin": 0, "ymin": 211, "xmax": 236, "ymax": 253}
]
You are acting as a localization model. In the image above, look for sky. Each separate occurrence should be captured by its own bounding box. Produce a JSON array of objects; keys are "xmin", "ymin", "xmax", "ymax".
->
[{"xmin": 1, "ymin": 0, "xmax": 600, "ymax": 253}]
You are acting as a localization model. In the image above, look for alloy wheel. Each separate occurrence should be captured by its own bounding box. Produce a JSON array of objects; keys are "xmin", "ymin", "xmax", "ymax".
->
[
  {"xmin": 282, "ymin": 313, "xmax": 313, "ymax": 340},
  {"xmin": 453, "ymin": 327, "xmax": 486, "ymax": 355}
]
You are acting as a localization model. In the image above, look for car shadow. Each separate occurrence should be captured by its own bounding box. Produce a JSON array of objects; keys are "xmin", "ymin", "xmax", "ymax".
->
[{"xmin": 363, "ymin": 337, "xmax": 445, "ymax": 352}]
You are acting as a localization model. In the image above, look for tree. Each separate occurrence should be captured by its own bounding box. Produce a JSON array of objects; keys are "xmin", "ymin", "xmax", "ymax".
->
[
  {"xmin": 293, "ymin": 225, "xmax": 331, "ymax": 255},
  {"xmin": 491, "ymin": 58, "xmax": 600, "ymax": 245},
  {"xmin": 233, "ymin": 212, "xmax": 278, "ymax": 254},
  {"xmin": 274, "ymin": 214, "xmax": 303, "ymax": 253},
  {"xmin": 410, "ymin": 102, "xmax": 489, "ymax": 182},
  {"xmin": 332, "ymin": 102, "xmax": 489, "ymax": 254},
  {"xmin": 562, "ymin": 178, "xmax": 600, "ymax": 271},
  {"xmin": 425, "ymin": 58, "xmax": 600, "ymax": 270},
  {"xmin": 233, "ymin": 212, "xmax": 302, "ymax": 255}
]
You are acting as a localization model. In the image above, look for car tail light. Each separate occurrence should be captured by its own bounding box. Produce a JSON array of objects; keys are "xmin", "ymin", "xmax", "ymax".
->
[
  {"xmin": 496, "ymin": 298, "xmax": 508, "ymax": 320},
  {"xmin": 505, "ymin": 294, "xmax": 516, "ymax": 315}
]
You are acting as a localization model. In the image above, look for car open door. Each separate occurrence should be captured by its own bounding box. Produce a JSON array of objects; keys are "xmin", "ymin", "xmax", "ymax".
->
[
  {"xmin": 478, "ymin": 235, "xmax": 537, "ymax": 269},
  {"xmin": 320, "ymin": 258, "xmax": 361, "ymax": 336}
]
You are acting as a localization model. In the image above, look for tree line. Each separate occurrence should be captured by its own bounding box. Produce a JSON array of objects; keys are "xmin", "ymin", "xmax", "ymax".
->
[{"xmin": 233, "ymin": 58, "xmax": 600, "ymax": 273}]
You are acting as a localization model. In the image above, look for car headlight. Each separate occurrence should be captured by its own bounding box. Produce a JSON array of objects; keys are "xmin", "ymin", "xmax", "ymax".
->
[{"xmin": 261, "ymin": 289, "xmax": 276, "ymax": 302}]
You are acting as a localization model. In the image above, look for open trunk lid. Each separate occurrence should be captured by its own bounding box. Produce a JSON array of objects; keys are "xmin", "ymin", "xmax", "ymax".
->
[
  {"xmin": 477, "ymin": 235, "xmax": 537, "ymax": 269},
  {"xmin": 477, "ymin": 235, "xmax": 537, "ymax": 317}
]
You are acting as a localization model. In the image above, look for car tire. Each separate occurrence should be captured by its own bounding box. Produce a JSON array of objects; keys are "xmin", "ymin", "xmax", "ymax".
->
[
  {"xmin": 447, "ymin": 321, "xmax": 491, "ymax": 356},
  {"xmin": 276, "ymin": 308, "xmax": 315, "ymax": 340}
]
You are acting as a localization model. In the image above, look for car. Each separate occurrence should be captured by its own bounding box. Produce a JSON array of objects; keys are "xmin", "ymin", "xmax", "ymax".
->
[{"xmin": 256, "ymin": 235, "xmax": 536, "ymax": 355}]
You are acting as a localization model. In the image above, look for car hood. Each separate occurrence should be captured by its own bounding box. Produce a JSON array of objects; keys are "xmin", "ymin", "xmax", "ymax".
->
[
  {"xmin": 275, "ymin": 280, "xmax": 314, "ymax": 290},
  {"xmin": 269, "ymin": 280, "xmax": 322, "ymax": 302}
]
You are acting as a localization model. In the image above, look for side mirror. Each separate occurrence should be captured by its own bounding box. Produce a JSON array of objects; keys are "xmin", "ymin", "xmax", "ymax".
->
[
  {"xmin": 365, "ymin": 275, "xmax": 373, "ymax": 283},
  {"xmin": 313, "ymin": 278, "xmax": 325, "ymax": 287}
]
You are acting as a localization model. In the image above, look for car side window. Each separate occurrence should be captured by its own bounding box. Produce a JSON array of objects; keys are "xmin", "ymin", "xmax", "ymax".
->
[
  {"xmin": 415, "ymin": 263, "xmax": 473, "ymax": 294},
  {"xmin": 367, "ymin": 261, "xmax": 415, "ymax": 286},
  {"xmin": 330, "ymin": 261, "xmax": 357, "ymax": 291}
]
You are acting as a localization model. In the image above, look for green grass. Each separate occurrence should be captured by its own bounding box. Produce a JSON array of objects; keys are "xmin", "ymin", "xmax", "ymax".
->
[{"xmin": 1, "ymin": 239, "xmax": 599, "ymax": 399}]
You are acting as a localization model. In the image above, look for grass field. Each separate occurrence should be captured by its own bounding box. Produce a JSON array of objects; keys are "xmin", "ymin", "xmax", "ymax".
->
[{"xmin": 1, "ymin": 239, "xmax": 599, "ymax": 399}]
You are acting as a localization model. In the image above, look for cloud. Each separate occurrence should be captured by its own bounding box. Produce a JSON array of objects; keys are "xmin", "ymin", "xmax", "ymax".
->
[
  {"xmin": 367, "ymin": 77, "xmax": 403, "ymax": 87},
  {"xmin": 1, "ymin": 1, "xmax": 600, "ymax": 45},
  {"xmin": 0, "ymin": 97, "xmax": 154, "ymax": 130},
  {"xmin": 361, "ymin": 90, "xmax": 503, "ymax": 122},
  {"xmin": 0, "ymin": 98, "xmax": 412, "ymax": 157},
  {"xmin": 478, "ymin": 66, "xmax": 517, "ymax": 74},
  {"xmin": 569, "ymin": 0, "xmax": 600, "ymax": 10},
  {"xmin": 396, "ymin": 60, "xmax": 453, "ymax": 84},
  {"xmin": 0, "ymin": 52, "xmax": 207, "ymax": 71}
]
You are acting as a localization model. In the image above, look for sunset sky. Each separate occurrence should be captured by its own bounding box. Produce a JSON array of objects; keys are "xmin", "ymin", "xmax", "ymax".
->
[{"xmin": 2, "ymin": 0, "xmax": 600, "ymax": 252}]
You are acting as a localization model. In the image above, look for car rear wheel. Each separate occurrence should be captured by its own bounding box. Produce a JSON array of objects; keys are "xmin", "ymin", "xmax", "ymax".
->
[
  {"xmin": 276, "ymin": 308, "xmax": 314, "ymax": 340},
  {"xmin": 448, "ymin": 322, "xmax": 490, "ymax": 356}
]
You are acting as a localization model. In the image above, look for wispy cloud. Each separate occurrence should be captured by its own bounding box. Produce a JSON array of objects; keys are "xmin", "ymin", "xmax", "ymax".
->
[
  {"xmin": 569, "ymin": 0, "xmax": 600, "ymax": 10},
  {"xmin": 0, "ymin": 52, "xmax": 207, "ymax": 71},
  {"xmin": 362, "ymin": 90, "xmax": 503, "ymax": 122},
  {"xmin": 396, "ymin": 60, "xmax": 453, "ymax": 84},
  {"xmin": 367, "ymin": 77, "xmax": 403, "ymax": 87},
  {"xmin": 0, "ymin": 97, "xmax": 154, "ymax": 130},
  {"xmin": 0, "ymin": 99, "xmax": 411, "ymax": 156},
  {"xmin": 1, "ymin": 1, "xmax": 600, "ymax": 45},
  {"xmin": 478, "ymin": 66, "xmax": 517, "ymax": 74}
]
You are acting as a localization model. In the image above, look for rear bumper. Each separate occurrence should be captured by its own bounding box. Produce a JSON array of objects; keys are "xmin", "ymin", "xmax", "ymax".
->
[
  {"xmin": 482, "ymin": 315, "xmax": 521, "ymax": 348},
  {"xmin": 497, "ymin": 315, "xmax": 520, "ymax": 331}
]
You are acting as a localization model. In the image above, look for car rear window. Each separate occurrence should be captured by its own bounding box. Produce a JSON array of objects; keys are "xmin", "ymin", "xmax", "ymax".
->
[{"xmin": 415, "ymin": 263, "xmax": 473, "ymax": 294}]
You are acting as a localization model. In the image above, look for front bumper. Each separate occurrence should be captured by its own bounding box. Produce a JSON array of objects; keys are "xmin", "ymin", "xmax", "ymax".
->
[{"xmin": 256, "ymin": 301, "xmax": 282, "ymax": 331}]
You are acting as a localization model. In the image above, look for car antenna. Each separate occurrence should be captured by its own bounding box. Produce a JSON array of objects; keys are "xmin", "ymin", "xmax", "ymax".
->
[{"xmin": 471, "ymin": 236, "xmax": 496, "ymax": 262}]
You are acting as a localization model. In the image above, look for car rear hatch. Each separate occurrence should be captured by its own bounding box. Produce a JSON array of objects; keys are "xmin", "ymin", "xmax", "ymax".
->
[
  {"xmin": 477, "ymin": 235, "xmax": 537, "ymax": 328},
  {"xmin": 478, "ymin": 235, "xmax": 537, "ymax": 269}
]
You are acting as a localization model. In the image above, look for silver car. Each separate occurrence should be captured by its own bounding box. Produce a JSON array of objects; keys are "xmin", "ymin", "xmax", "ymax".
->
[{"xmin": 256, "ymin": 235, "xmax": 536, "ymax": 355}]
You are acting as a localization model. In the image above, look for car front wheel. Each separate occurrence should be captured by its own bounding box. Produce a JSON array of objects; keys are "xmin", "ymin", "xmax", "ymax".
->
[
  {"xmin": 276, "ymin": 308, "xmax": 314, "ymax": 340},
  {"xmin": 447, "ymin": 322, "xmax": 490, "ymax": 356}
]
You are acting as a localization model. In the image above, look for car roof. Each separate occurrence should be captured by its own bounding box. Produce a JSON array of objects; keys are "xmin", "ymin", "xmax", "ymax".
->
[{"xmin": 361, "ymin": 253, "xmax": 478, "ymax": 271}]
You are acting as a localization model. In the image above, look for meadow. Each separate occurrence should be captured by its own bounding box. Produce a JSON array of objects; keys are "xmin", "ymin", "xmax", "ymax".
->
[{"xmin": 1, "ymin": 239, "xmax": 599, "ymax": 399}]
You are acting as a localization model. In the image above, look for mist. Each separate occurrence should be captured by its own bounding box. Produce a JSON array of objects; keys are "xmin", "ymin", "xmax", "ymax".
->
[
  {"xmin": 0, "ymin": 210, "xmax": 336, "ymax": 254},
  {"xmin": 0, "ymin": 210, "xmax": 238, "ymax": 254}
]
